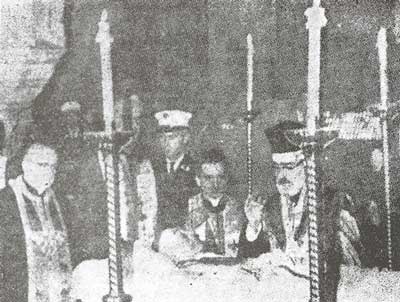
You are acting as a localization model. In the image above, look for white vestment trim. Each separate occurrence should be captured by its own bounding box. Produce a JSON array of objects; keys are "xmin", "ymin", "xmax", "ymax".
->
[
  {"xmin": 9, "ymin": 176, "xmax": 72, "ymax": 302},
  {"xmin": 136, "ymin": 159, "xmax": 158, "ymax": 247}
]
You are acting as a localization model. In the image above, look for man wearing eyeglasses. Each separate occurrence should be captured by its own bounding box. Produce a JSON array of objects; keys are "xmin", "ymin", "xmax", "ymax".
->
[
  {"xmin": 0, "ymin": 138, "xmax": 72, "ymax": 302},
  {"xmin": 238, "ymin": 120, "xmax": 362, "ymax": 301}
]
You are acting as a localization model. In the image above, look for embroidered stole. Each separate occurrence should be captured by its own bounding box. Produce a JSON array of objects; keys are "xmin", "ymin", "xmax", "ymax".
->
[
  {"xmin": 136, "ymin": 160, "xmax": 158, "ymax": 248},
  {"xmin": 188, "ymin": 194, "xmax": 240, "ymax": 256},
  {"xmin": 9, "ymin": 176, "xmax": 72, "ymax": 302},
  {"xmin": 202, "ymin": 196, "xmax": 227, "ymax": 255},
  {"xmin": 267, "ymin": 188, "xmax": 309, "ymax": 254}
]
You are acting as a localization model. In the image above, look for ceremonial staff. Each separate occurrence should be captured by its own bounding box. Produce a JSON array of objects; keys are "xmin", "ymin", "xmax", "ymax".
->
[
  {"xmin": 95, "ymin": 9, "xmax": 132, "ymax": 302},
  {"xmin": 304, "ymin": 1, "xmax": 327, "ymax": 301},
  {"xmin": 377, "ymin": 28, "xmax": 392, "ymax": 271}
]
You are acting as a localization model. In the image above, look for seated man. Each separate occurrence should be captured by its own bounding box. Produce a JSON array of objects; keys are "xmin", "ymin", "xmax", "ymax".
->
[
  {"xmin": 239, "ymin": 121, "xmax": 363, "ymax": 301},
  {"xmin": 159, "ymin": 148, "xmax": 243, "ymax": 261}
]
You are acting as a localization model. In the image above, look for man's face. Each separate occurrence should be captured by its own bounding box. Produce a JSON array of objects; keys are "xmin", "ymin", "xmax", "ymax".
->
[
  {"xmin": 159, "ymin": 130, "xmax": 188, "ymax": 160},
  {"xmin": 273, "ymin": 156, "xmax": 306, "ymax": 197},
  {"xmin": 22, "ymin": 145, "xmax": 58, "ymax": 193},
  {"xmin": 196, "ymin": 162, "xmax": 227, "ymax": 200}
]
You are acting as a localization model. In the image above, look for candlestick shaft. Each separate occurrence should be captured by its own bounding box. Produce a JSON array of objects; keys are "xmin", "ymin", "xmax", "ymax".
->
[
  {"xmin": 103, "ymin": 142, "xmax": 132, "ymax": 302},
  {"xmin": 382, "ymin": 105, "xmax": 392, "ymax": 271},
  {"xmin": 105, "ymin": 143, "xmax": 121, "ymax": 295},
  {"xmin": 247, "ymin": 120, "xmax": 252, "ymax": 196},
  {"xmin": 305, "ymin": 151, "xmax": 320, "ymax": 302}
]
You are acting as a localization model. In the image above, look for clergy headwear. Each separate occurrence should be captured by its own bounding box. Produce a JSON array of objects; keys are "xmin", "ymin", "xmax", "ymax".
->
[
  {"xmin": 155, "ymin": 110, "xmax": 192, "ymax": 132},
  {"xmin": 265, "ymin": 120, "xmax": 305, "ymax": 164},
  {"xmin": 201, "ymin": 148, "xmax": 226, "ymax": 165}
]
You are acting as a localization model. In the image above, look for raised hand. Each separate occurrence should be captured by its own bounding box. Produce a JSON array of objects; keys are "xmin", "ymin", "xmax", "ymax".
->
[{"xmin": 244, "ymin": 194, "xmax": 265, "ymax": 229}]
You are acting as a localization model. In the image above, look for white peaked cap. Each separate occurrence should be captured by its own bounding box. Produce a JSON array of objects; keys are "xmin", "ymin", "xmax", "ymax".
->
[
  {"xmin": 61, "ymin": 101, "xmax": 81, "ymax": 112},
  {"xmin": 154, "ymin": 110, "xmax": 192, "ymax": 131}
]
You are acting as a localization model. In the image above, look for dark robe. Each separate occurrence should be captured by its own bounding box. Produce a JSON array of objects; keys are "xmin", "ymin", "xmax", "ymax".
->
[
  {"xmin": 185, "ymin": 193, "xmax": 244, "ymax": 256},
  {"xmin": 0, "ymin": 186, "xmax": 28, "ymax": 302},
  {"xmin": 238, "ymin": 182, "xmax": 342, "ymax": 302},
  {"xmin": 0, "ymin": 183, "xmax": 71, "ymax": 302}
]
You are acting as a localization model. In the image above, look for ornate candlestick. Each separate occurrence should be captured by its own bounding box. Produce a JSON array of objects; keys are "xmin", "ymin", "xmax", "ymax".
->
[
  {"xmin": 377, "ymin": 28, "xmax": 392, "ymax": 270},
  {"xmin": 247, "ymin": 33, "xmax": 255, "ymax": 197},
  {"xmin": 304, "ymin": 1, "xmax": 327, "ymax": 301},
  {"xmin": 95, "ymin": 9, "xmax": 132, "ymax": 302}
]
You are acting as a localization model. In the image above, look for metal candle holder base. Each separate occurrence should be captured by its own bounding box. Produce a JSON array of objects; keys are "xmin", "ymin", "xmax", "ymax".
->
[{"xmin": 103, "ymin": 293, "xmax": 133, "ymax": 302}]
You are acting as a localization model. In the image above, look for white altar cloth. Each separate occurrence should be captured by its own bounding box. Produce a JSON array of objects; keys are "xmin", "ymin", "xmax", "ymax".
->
[{"xmin": 72, "ymin": 246, "xmax": 398, "ymax": 302}]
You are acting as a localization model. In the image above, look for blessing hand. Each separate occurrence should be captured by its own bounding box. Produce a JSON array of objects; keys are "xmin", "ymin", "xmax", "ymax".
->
[{"xmin": 244, "ymin": 194, "xmax": 265, "ymax": 229}]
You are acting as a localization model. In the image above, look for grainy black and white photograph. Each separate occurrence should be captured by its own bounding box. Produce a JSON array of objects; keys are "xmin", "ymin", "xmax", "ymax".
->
[{"xmin": 1, "ymin": 0, "xmax": 400, "ymax": 301}]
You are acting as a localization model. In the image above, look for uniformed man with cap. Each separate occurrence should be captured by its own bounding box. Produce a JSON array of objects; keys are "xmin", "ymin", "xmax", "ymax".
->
[
  {"xmin": 123, "ymin": 109, "xmax": 199, "ymax": 251},
  {"xmin": 238, "ymin": 120, "xmax": 363, "ymax": 301}
]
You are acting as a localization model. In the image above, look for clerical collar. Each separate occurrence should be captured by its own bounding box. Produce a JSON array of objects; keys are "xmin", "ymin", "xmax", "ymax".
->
[
  {"xmin": 22, "ymin": 177, "xmax": 45, "ymax": 198},
  {"xmin": 204, "ymin": 195, "xmax": 223, "ymax": 207},
  {"xmin": 202, "ymin": 194, "xmax": 227, "ymax": 214},
  {"xmin": 289, "ymin": 191, "xmax": 301, "ymax": 207},
  {"xmin": 166, "ymin": 153, "xmax": 185, "ymax": 172}
]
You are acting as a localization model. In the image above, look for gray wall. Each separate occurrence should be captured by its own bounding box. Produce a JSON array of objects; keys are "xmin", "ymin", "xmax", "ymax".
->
[{"xmin": 32, "ymin": 0, "xmax": 400, "ymax": 206}]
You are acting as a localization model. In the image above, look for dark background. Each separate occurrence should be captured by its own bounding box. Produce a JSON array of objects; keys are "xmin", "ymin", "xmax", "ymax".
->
[{"xmin": 31, "ymin": 0, "xmax": 400, "ymax": 207}]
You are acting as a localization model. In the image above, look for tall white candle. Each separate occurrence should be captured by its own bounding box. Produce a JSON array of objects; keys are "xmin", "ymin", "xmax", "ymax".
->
[
  {"xmin": 377, "ymin": 28, "xmax": 388, "ymax": 110},
  {"xmin": 305, "ymin": 1, "xmax": 327, "ymax": 136},
  {"xmin": 96, "ymin": 9, "xmax": 114, "ymax": 135},
  {"xmin": 247, "ymin": 34, "xmax": 254, "ymax": 112}
]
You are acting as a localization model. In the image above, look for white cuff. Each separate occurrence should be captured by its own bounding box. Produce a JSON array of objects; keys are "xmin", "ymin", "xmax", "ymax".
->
[
  {"xmin": 245, "ymin": 223, "xmax": 262, "ymax": 242},
  {"xmin": 194, "ymin": 222, "xmax": 207, "ymax": 242}
]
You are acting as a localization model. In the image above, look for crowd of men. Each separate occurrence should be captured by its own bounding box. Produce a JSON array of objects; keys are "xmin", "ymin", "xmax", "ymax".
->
[{"xmin": 0, "ymin": 94, "xmax": 394, "ymax": 302}]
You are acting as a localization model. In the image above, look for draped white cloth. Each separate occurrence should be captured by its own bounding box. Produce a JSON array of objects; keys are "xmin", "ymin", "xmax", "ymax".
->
[{"xmin": 72, "ymin": 245, "xmax": 398, "ymax": 302}]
